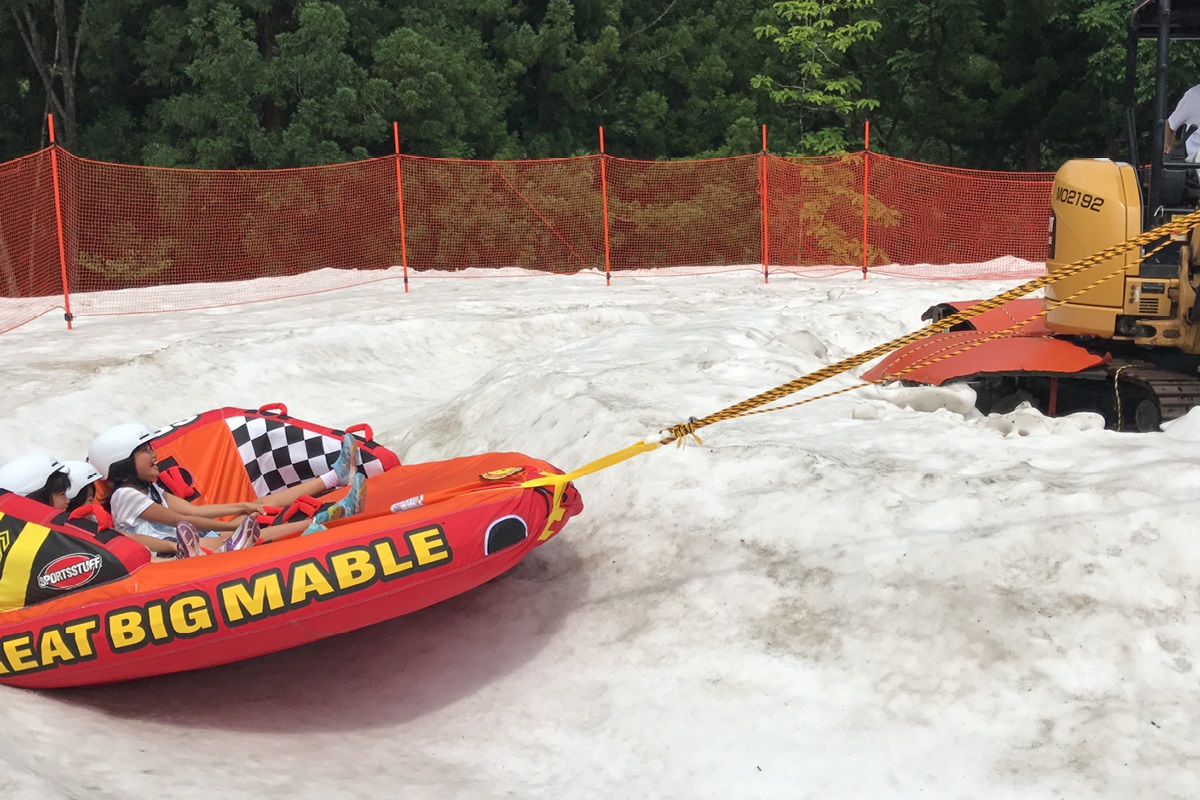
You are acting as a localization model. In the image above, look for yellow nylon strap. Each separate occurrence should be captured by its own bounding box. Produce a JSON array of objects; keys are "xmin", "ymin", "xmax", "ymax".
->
[
  {"xmin": 521, "ymin": 440, "xmax": 662, "ymax": 540},
  {"xmin": 520, "ymin": 440, "xmax": 662, "ymax": 490},
  {"xmin": 0, "ymin": 515, "xmax": 50, "ymax": 613}
]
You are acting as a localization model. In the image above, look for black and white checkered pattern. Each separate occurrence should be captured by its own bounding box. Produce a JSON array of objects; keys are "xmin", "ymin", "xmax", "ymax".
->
[{"xmin": 226, "ymin": 416, "xmax": 386, "ymax": 497}]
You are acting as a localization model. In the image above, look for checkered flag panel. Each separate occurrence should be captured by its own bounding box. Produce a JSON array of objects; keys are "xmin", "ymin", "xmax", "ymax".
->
[{"xmin": 225, "ymin": 416, "xmax": 388, "ymax": 497}]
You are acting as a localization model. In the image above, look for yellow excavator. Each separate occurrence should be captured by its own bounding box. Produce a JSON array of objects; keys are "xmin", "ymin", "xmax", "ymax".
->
[{"xmin": 865, "ymin": 0, "xmax": 1200, "ymax": 431}]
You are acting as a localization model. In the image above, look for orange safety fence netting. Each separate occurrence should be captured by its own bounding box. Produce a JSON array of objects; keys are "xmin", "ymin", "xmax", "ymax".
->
[
  {"xmin": 603, "ymin": 155, "xmax": 762, "ymax": 275},
  {"xmin": 767, "ymin": 153, "xmax": 869, "ymax": 278},
  {"xmin": 400, "ymin": 155, "xmax": 604, "ymax": 275},
  {"xmin": 0, "ymin": 146, "xmax": 1057, "ymax": 334},
  {"xmin": 866, "ymin": 156, "xmax": 1053, "ymax": 278},
  {"xmin": 61, "ymin": 153, "xmax": 402, "ymax": 315},
  {"xmin": 0, "ymin": 149, "xmax": 64, "ymax": 333}
]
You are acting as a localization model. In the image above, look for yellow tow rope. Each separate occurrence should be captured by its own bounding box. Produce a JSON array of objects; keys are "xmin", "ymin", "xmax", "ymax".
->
[{"xmin": 520, "ymin": 206, "xmax": 1200, "ymax": 538}]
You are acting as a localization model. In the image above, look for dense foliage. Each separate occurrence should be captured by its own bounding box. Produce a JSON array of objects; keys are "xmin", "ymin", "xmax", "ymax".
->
[{"xmin": 3, "ymin": 0, "xmax": 1200, "ymax": 170}]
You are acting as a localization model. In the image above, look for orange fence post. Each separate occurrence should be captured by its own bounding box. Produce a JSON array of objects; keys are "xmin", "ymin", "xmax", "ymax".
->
[
  {"xmin": 393, "ymin": 122, "xmax": 410, "ymax": 293},
  {"xmin": 861, "ymin": 120, "xmax": 870, "ymax": 280},
  {"xmin": 599, "ymin": 127, "xmax": 613, "ymax": 285},
  {"xmin": 760, "ymin": 124, "xmax": 770, "ymax": 284},
  {"xmin": 47, "ymin": 114, "xmax": 73, "ymax": 329}
]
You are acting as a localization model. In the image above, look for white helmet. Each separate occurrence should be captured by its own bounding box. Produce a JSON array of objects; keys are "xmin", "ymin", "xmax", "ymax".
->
[
  {"xmin": 63, "ymin": 460, "xmax": 102, "ymax": 500},
  {"xmin": 0, "ymin": 454, "xmax": 68, "ymax": 496},
  {"xmin": 88, "ymin": 423, "xmax": 154, "ymax": 479}
]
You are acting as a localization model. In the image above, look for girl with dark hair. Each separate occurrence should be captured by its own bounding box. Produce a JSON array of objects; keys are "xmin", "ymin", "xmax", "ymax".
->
[
  {"xmin": 89, "ymin": 423, "xmax": 366, "ymax": 559},
  {"xmin": 29, "ymin": 468, "xmax": 71, "ymax": 508},
  {"xmin": 0, "ymin": 454, "xmax": 72, "ymax": 510},
  {"xmin": 63, "ymin": 460, "xmax": 101, "ymax": 513}
]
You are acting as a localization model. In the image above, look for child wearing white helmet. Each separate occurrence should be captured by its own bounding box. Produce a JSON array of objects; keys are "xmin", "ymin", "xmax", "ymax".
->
[
  {"xmin": 63, "ymin": 460, "xmax": 102, "ymax": 513},
  {"xmin": 0, "ymin": 454, "xmax": 72, "ymax": 510},
  {"xmin": 89, "ymin": 422, "xmax": 367, "ymax": 559}
]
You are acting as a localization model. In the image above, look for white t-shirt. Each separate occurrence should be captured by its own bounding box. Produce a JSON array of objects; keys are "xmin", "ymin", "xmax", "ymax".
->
[
  {"xmin": 1169, "ymin": 85, "xmax": 1200, "ymax": 157},
  {"xmin": 110, "ymin": 484, "xmax": 176, "ymax": 540}
]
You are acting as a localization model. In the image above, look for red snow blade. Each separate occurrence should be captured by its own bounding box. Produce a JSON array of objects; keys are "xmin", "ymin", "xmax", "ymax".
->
[
  {"xmin": 862, "ymin": 331, "xmax": 1108, "ymax": 386},
  {"xmin": 927, "ymin": 298, "xmax": 1052, "ymax": 334}
]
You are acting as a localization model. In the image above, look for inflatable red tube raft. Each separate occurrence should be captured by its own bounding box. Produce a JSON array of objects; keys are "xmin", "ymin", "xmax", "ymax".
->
[{"xmin": 0, "ymin": 407, "xmax": 582, "ymax": 689}]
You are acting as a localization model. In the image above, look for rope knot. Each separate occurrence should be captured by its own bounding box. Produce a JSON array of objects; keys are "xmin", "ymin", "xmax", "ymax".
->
[{"xmin": 665, "ymin": 417, "xmax": 704, "ymax": 447}]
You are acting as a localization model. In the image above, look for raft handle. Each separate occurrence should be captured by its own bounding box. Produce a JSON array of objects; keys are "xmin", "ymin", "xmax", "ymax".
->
[
  {"xmin": 345, "ymin": 423, "xmax": 374, "ymax": 441},
  {"xmin": 257, "ymin": 403, "xmax": 289, "ymax": 417}
]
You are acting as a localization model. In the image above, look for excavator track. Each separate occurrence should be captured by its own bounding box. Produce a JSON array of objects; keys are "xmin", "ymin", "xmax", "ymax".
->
[{"xmin": 1109, "ymin": 361, "xmax": 1200, "ymax": 431}]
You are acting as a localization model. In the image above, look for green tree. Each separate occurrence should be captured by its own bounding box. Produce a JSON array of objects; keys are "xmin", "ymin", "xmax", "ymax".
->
[
  {"xmin": 5, "ymin": 0, "xmax": 1185, "ymax": 172},
  {"xmin": 980, "ymin": 0, "xmax": 1116, "ymax": 169},
  {"xmin": 266, "ymin": 1, "xmax": 388, "ymax": 164},
  {"xmin": 139, "ymin": 1, "xmax": 390, "ymax": 168},
  {"xmin": 859, "ymin": 0, "xmax": 1189, "ymax": 170},
  {"xmin": 597, "ymin": 0, "xmax": 781, "ymax": 157},
  {"xmin": 487, "ymin": 0, "xmax": 789, "ymax": 158},
  {"xmin": 862, "ymin": 0, "xmax": 988, "ymax": 162},
  {"xmin": 6, "ymin": 0, "xmax": 88, "ymax": 149},
  {"xmin": 0, "ymin": 11, "xmax": 45, "ymax": 157},
  {"xmin": 493, "ymin": 0, "xmax": 621, "ymax": 156},
  {"xmin": 752, "ymin": 0, "xmax": 881, "ymax": 154},
  {"xmin": 371, "ymin": 1, "xmax": 517, "ymax": 158},
  {"xmin": 140, "ymin": 2, "xmax": 269, "ymax": 168}
]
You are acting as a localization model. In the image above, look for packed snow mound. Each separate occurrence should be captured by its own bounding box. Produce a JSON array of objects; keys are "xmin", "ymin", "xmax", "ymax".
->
[
  {"xmin": 980, "ymin": 402, "xmax": 1105, "ymax": 437},
  {"xmin": 771, "ymin": 329, "xmax": 829, "ymax": 360},
  {"xmin": 866, "ymin": 384, "xmax": 1105, "ymax": 436},
  {"xmin": 1160, "ymin": 405, "xmax": 1200, "ymax": 440},
  {"xmin": 874, "ymin": 383, "xmax": 982, "ymax": 418}
]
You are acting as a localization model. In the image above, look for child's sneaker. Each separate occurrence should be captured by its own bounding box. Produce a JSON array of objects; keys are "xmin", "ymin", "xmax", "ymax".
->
[
  {"xmin": 302, "ymin": 508, "xmax": 333, "ymax": 536},
  {"xmin": 331, "ymin": 434, "xmax": 360, "ymax": 487},
  {"xmin": 339, "ymin": 472, "xmax": 367, "ymax": 516},
  {"xmin": 218, "ymin": 516, "xmax": 261, "ymax": 552},
  {"xmin": 174, "ymin": 521, "xmax": 206, "ymax": 559},
  {"xmin": 302, "ymin": 474, "xmax": 367, "ymax": 536}
]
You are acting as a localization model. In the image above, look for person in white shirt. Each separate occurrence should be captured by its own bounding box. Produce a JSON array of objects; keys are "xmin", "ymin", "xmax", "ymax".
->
[
  {"xmin": 88, "ymin": 423, "xmax": 366, "ymax": 558},
  {"xmin": 1164, "ymin": 84, "xmax": 1200, "ymax": 159}
]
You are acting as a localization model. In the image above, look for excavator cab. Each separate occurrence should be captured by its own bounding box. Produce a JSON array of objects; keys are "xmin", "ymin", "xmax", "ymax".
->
[{"xmin": 1046, "ymin": 0, "xmax": 1200, "ymax": 351}]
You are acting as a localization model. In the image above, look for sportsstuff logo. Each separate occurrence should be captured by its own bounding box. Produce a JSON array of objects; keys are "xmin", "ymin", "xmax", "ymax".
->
[{"xmin": 37, "ymin": 554, "xmax": 103, "ymax": 591}]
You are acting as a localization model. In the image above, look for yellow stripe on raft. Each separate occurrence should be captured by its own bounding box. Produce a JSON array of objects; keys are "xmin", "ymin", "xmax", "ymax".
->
[{"xmin": 0, "ymin": 515, "xmax": 50, "ymax": 613}]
